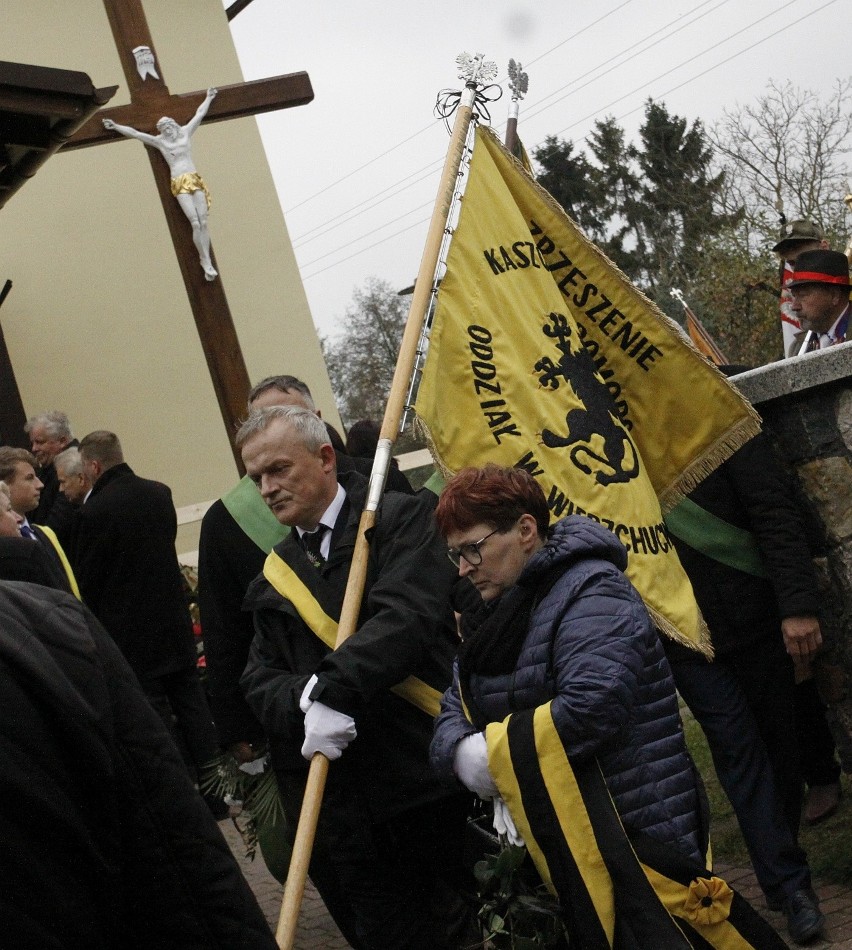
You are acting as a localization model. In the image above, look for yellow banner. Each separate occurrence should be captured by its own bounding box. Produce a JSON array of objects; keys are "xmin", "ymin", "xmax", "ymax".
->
[{"xmin": 415, "ymin": 127, "xmax": 759, "ymax": 648}]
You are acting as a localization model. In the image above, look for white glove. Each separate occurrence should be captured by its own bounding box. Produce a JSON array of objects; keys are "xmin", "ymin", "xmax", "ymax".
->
[
  {"xmin": 493, "ymin": 797, "xmax": 525, "ymax": 847},
  {"xmin": 453, "ymin": 732, "xmax": 498, "ymax": 800},
  {"xmin": 299, "ymin": 674, "xmax": 319, "ymax": 713},
  {"xmin": 301, "ymin": 700, "xmax": 357, "ymax": 761}
]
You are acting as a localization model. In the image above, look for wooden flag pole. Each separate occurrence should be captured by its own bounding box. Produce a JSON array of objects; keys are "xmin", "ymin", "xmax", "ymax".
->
[
  {"xmin": 670, "ymin": 288, "xmax": 728, "ymax": 367},
  {"xmin": 275, "ymin": 52, "xmax": 496, "ymax": 950}
]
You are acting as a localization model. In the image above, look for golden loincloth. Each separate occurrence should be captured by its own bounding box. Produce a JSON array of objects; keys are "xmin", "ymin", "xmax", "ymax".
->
[{"xmin": 170, "ymin": 172, "xmax": 211, "ymax": 209}]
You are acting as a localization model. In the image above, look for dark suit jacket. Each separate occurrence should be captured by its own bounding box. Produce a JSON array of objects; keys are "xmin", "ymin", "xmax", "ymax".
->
[
  {"xmin": 0, "ymin": 535, "xmax": 71, "ymax": 592},
  {"xmin": 74, "ymin": 463, "xmax": 196, "ymax": 680},
  {"xmin": 198, "ymin": 451, "xmax": 414, "ymax": 748},
  {"xmin": 31, "ymin": 439, "xmax": 80, "ymax": 548},
  {"xmin": 787, "ymin": 304, "xmax": 852, "ymax": 356},
  {"xmin": 665, "ymin": 433, "xmax": 821, "ymax": 658}
]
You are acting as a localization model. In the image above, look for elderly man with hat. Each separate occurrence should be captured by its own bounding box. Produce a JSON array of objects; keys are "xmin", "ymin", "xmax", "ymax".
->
[
  {"xmin": 774, "ymin": 221, "xmax": 829, "ymax": 358},
  {"xmin": 787, "ymin": 248, "xmax": 851, "ymax": 354}
]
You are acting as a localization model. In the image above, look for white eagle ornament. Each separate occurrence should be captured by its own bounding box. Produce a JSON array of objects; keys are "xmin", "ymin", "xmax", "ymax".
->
[{"xmin": 456, "ymin": 52, "xmax": 498, "ymax": 86}]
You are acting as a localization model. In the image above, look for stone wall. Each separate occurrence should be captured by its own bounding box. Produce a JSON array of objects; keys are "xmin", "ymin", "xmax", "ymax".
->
[{"xmin": 732, "ymin": 343, "xmax": 852, "ymax": 770}]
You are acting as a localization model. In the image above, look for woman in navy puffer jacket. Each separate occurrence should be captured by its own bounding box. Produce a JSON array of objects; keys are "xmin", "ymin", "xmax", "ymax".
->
[
  {"xmin": 428, "ymin": 466, "xmax": 792, "ymax": 950},
  {"xmin": 430, "ymin": 464, "xmax": 703, "ymax": 863}
]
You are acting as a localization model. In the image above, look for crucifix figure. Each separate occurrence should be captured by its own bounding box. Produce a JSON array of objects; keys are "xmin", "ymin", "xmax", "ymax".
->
[
  {"xmin": 62, "ymin": 0, "xmax": 314, "ymax": 472},
  {"xmin": 104, "ymin": 88, "xmax": 219, "ymax": 280}
]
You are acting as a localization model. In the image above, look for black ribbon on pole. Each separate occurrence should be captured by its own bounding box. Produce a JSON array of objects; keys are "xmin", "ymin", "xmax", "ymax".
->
[{"xmin": 434, "ymin": 83, "xmax": 502, "ymax": 132}]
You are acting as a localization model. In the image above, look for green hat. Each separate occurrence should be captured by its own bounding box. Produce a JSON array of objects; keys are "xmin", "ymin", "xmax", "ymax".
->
[{"xmin": 772, "ymin": 219, "xmax": 824, "ymax": 254}]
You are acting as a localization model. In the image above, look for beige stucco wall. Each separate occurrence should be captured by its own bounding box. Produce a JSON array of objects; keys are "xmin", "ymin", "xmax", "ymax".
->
[{"xmin": 1, "ymin": 0, "xmax": 339, "ymax": 555}]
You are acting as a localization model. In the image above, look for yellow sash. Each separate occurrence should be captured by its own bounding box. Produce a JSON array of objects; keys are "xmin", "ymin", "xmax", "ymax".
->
[
  {"xmin": 35, "ymin": 524, "xmax": 81, "ymax": 601},
  {"xmin": 263, "ymin": 550, "xmax": 443, "ymax": 717}
]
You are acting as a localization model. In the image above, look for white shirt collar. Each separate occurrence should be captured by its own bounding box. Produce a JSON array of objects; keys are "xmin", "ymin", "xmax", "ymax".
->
[{"xmin": 296, "ymin": 483, "xmax": 346, "ymax": 560}]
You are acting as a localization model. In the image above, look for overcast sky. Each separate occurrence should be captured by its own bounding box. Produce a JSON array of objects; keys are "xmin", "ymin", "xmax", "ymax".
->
[{"xmin": 224, "ymin": 0, "xmax": 848, "ymax": 340}]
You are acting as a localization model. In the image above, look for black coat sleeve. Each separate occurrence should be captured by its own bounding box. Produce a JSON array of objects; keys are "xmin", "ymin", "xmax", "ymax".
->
[
  {"xmin": 0, "ymin": 582, "xmax": 277, "ymax": 950},
  {"xmin": 197, "ymin": 500, "xmax": 268, "ymax": 748},
  {"xmin": 309, "ymin": 491, "xmax": 458, "ymax": 716},
  {"xmin": 714, "ymin": 434, "xmax": 820, "ymax": 620}
]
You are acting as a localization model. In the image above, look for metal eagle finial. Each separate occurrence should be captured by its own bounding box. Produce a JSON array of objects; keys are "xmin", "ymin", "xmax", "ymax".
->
[
  {"xmin": 507, "ymin": 59, "xmax": 528, "ymax": 100},
  {"xmin": 456, "ymin": 52, "xmax": 498, "ymax": 86}
]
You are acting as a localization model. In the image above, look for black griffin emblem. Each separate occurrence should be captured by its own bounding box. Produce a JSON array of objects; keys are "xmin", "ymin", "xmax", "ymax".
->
[{"xmin": 534, "ymin": 312, "xmax": 640, "ymax": 486}]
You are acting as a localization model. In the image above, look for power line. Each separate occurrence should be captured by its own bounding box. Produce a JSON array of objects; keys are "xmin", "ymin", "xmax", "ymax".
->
[
  {"xmin": 289, "ymin": 0, "xmax": 723, "ymax": 247},
  {"xmin": 522, "ymin": 0, "xmax": 731, "ymax": 123},
  {"xmin": 284, "ymin": 122, "xmax": 436, "ymax": 214},
  {"xmin": 300, "ymin": 199, "xmax": 435, "ymax": 269},
  {"xmin": 302, "ymin": 213, "xmax": 433, "ymax": 280},
  {"xmin": 549, "ymin": 0, "xmax": 816, "ymax": 139},
  {"xmin": 284, "ymin": 0, "xmax": 638, "ymax": 219},
  {"xmin": 292, "ymin": 158, "xmax": 444, "ymax": 248},
  {"xmin": 298, "ymin": 0, "xmax": 838, "ymax": 283}
]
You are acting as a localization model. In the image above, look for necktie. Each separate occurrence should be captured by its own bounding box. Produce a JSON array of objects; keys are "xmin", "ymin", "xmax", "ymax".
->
[
  {"xmin": 20, "ymin": 524, "xmax": 37, "ymax": 541},
  {"xmin": 302, "ymin": 525, "xmax": 327, "ymax": 567}
]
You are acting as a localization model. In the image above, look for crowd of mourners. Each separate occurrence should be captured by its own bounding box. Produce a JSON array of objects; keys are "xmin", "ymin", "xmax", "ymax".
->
[{"xmin": 0, "ymin": 230, "xmax": 848, "ymax": 949}]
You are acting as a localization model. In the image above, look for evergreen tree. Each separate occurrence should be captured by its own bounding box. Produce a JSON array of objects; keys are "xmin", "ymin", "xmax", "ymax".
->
[
  {"xmin": 533, "ymin": 100, "xmax": 737, "ymax": 314},
  {"xmin": 633, "ymin": 100, "xmax": 740, "ymax": 301},
  {"xmin": 531, "ymin": 135, "xmax": 597, "ymax": 235},
  {"xmin": 585, "ymin": 117, "xmax": 643, "ymax": 279}
]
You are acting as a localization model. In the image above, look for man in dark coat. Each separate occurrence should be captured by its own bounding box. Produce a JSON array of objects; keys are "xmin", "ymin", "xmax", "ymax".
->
[
  {"xmin": 0, "ymin": 580, "xmax": 277, "ymax": 950},
  {"xmin": 199, "ymin": 374, "xmax": 412, "ymax": 764},
  {"xmin": 0, "ymin": 480, "xmax": 67, "ymax": 590},
  {"xmin": 237, "ymin": 405, "xmax": 470, "ymax": 950},
  {"xmin": 786, "ymin": 248, "xmax": 852, "ymax": 355},
  {"xmin": 0, "ymin": 447, "xmax": 77, "ymax": 594},
  {"xmin": 0, "ymin": 536, "xmax": 72, "ymax": 591},
  {"xmin": 24, "ymin": 409, "xmax": 79, "ymax": 544},
  {"xmin": 76, "ymin": 430, "xmax": 218, "ymax": 782},
  {"xmin": 663, "ymin": 430, "xmax": 825, "ymax": 943}
]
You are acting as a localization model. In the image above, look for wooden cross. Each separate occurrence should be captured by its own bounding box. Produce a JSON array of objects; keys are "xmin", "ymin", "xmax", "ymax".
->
[
  {"xmin": 0, "ymin": 280, "xmax": 29, "ymax": 448},
  {"xmin": 62, "ymin": 0, "xmax": 314, "ymax": 473}
]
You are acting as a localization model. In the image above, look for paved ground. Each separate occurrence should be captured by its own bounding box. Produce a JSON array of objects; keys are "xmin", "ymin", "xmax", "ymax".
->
[
  {"xmin": 220, "ymin": 812, "xmax": 852, "ymax": 949},
  {"xmin": 220, "ymin": 817, "xmax": 350, "ymax": 949}
]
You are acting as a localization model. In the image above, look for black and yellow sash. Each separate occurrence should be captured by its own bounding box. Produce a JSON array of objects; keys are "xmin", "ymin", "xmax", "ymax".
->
[
  {"xmin": 263, "ymin": 549, "xmax": 443, "ymax": 717},
  {"xmin": 486, "ymin": 703, "xmax": 786, "ymax": 949}
]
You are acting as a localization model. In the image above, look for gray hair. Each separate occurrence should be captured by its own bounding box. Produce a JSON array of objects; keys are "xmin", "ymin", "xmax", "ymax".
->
[
  {"xmin": 236, "ymin": 405, "xmax": 329, "ymax": 451},
  {"xmin": 0, "ymin": 480, "xmax": 10, "ymax": 503},
  {"xmin": 24, "ymin": 410, "xmax": 73, "ymax": 440},
  {"xmin": 247, "ymin": 375, "xmax": 316, "ymax": 412},
  {"xmin": 54, "ymin": 446, "xmax": 83, "ymax": 477}
]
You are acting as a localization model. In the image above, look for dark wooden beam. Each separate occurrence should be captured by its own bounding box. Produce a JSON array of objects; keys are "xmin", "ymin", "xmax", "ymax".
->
[
  {"xmin": 0, "ymin": 280, "xmax": 29, "ymax": 448},
  {"xmin": 226, "ymin": 0, "xmax": 257, "ymax": 21},
  {"xmin": 0, "ymin": 114, "xmax": 52, "ymax": 150},
  {"xmin": 59, "ymin": 0, "xmax": 315, "ymax": 474},
  {"xmin": 65, "ymin": 72, "xmax": 314, "ymax": 150},
  {"xmin": 0, "ymin": 82, "xmax": 117, "ymax": 210}
]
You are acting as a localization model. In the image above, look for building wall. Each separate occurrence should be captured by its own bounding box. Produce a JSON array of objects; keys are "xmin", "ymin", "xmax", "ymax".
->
[{"xmin": 1, "ymin": 0, "xmax": 339, "ymax": 553}]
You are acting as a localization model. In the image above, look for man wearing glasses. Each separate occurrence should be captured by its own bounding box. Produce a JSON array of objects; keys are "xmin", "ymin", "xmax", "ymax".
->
[{"xmin": 237, "ymin": 405, "xmax": 473, "ymax": 950}]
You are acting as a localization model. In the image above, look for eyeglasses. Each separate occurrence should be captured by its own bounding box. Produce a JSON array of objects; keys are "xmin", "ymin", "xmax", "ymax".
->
[{"xmin": 447, "ymin": 528, "xmax": 500, "ymax": 568}]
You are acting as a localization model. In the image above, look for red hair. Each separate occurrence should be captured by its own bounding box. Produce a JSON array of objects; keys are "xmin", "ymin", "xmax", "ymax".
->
[{"xmin": 435, "ymin": 464, "xmax": 550, "ymax": 539}]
